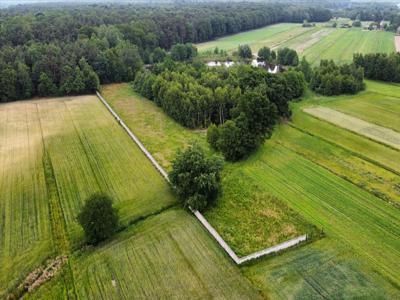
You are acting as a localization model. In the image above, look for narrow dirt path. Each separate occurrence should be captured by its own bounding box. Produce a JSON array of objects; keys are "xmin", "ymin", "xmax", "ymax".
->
[{"xmin": 395, "ymin": 36, "xmax": 400, "ymax": 53}]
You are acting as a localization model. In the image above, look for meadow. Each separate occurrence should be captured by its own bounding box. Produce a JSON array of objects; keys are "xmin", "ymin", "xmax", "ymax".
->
[
  {"xmin": 0, "ymin": 95, "xmax": 175, "ymax": 297},
  {"xmin": 28, "ymin": 209, "xmax": 260, "ymax": 299},
  {"xmin": 102, "ymin": 84, "xmax": 318, "ymax": 256},
  {"xmin": 102, "ymin": 82, "xmax": 400, "ymax": 297},
  {"xmin": 196, "ymin": 23, "xmax": 395, "ymax": 65}
]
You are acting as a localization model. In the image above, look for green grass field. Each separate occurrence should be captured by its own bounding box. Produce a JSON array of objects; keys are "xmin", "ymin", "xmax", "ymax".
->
[
  {"xmin": 103, "ymin": 84, "xmax": 318, "ymax": 256},
  {"xmin": 102, "ymin": 82, "xmax": 400, "ymax": 297},
  {"xmin": 196, "ymin": 23, "xmax": 395, "ymax": 65},
  {"xmin": 243, "ymin": 238, "xmax": 400, "ymax": 299},
  {"xmin": 28, "ymin": 209, "xmax": 261, "ymax": 299},
  {"xmin": 0, "ymin": 95, "xmax": 175, "ymax": 297}
]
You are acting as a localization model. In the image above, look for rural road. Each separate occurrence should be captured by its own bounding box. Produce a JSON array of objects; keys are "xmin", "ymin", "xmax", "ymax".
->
[{"xmin": 396, "ymin": 36, "xmax": 400, "ymax": 52}]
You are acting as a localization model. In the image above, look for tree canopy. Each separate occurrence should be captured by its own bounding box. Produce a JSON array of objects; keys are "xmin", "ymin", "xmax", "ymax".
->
[
  {"xmin": 77, "ymin": 193, "xmax": 119, "ymax": 245},
  {"xmin": 169, "ymin": 146, "xmax": 223, "ymax": 211}
]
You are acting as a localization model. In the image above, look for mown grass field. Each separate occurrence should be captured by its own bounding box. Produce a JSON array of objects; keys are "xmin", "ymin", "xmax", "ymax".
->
[
  {"xmin": 321, "ymin": 81, "xmax": 400, "ymax": 132},
  {"xmin": 103, "ymin": 84, "xmax": 318, "ymax": 256},
  {"xmin": 28, "ymin": 209, "xmax": 261, "ymax": 300},
  {"xmin": 103, "ymin": 82, "xmax": 400, "ymax": 297},
  {"xmin": 196, "ymin": 23, "xmax": 395, "ymax": 65},
  {"xmin": 301, "ymin": 28, "xmax": 395, "ymax": 64},
  {"xmin": 0, "ymin": 95, "xmax": 175, "ymax": 297}
]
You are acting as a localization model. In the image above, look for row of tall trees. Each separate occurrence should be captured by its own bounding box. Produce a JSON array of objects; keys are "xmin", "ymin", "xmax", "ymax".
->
[
  {"xmin": 310, "ymin": 60, "xmax": 365, "ymax": 96},
  {"xmin": 353, "ymin": 53, "xmax": 400, "ymax": 83}
]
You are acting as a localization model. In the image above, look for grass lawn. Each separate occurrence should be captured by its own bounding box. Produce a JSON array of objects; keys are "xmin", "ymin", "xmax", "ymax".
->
[
  {"xmin": 28, "ymin": 209, "xmax": 261, "ymax": 300},
  {"xmin": 0, "ymin": 95, "xmax": 175, "ymax": 297}
]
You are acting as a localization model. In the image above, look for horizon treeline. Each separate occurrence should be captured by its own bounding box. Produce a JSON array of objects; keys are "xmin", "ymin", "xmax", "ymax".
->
[{"xmin": 0, "ymin": 3, "xmax": 331, "ymax": 102}]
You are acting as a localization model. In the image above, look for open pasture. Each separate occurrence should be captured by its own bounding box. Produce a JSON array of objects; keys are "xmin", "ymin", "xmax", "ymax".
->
[
  {"xmin": 0, "ymin": 95, "xmax": 175, "ymax": 296},
  {"xmin": 304, "ymin": 106, "xmax": 400, "ymax": 150},
  {"xmin": 29, "ymin": 209, "xmax": 261, "ymax": 299}
]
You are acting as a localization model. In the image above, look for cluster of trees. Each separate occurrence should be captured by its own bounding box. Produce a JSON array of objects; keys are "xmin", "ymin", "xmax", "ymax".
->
[
  {"xmin": 0, "ymin": 3, "xmax": 331, "ymax": 102},
  {"xmin": 353, "ymin": 53, "xmax": 400, "ymax": 83},
  {"xmin": 238, "ymin": 44, "xmax": 299, "ymax": 66},
  {"xmin": 169, "ymin": 145, "xmax": 223, "ymax": 211},
  {"xmin": 135, "ymin": 58, "xmax": 305, "ymax": 160},
  {"xmin": 310, "ymin": 60, "xmax": 365, "ymax": 96}
]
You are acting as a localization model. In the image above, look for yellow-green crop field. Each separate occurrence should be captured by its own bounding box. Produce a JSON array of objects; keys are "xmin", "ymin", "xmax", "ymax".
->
[
  {"xmin": 196, "ymin": 23, "xmax": 395, "ymax": 65},
  {"xmin": 102, "ymin": 82, "xmax": 400, "ymax": 298},
  {"xmin": 27, "ymin": 209, "xmax": 260, "ymax": 299},
  {"xmin": 0, "ymin": 95, "xmax": 175, "ymax": 297}
]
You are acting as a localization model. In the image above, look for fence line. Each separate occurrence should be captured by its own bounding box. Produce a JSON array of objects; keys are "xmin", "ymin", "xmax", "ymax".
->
[
  {"xmin": 96, "ymin": 91, "xmax": 307, "ymax": 264},
  {"xmin": 96, "ymin": 91, "xmax": 169, "ymax": 181}
]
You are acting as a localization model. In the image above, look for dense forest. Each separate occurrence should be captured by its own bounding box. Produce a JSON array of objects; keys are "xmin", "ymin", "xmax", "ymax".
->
[
  {"xmin": 0, "ymin": 2, "xmax": 331, "ymax": 102},
  {"xmin": 353, "ymin": 53, "xmax": 400, "ymax": 83},
  {"xmin": 134, "ymin": 54, "xmax": 306, "ymax": 160}
]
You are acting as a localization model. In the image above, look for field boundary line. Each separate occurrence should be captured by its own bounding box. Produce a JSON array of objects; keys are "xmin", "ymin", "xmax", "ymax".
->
[
  {"xmin": 303, "ymin": 107, "xmax": 400, "ymax": 152},
  {"xmin": 96, "ymin": 91, "xmax": 307, "ymax": 265}
]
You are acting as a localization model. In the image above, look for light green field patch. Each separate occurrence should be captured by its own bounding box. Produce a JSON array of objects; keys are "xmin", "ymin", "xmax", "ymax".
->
[
  {"xmin": 242, "ymin": 238, "xmax": 400, "ymax": 299},
  {"xmin": 304, "ymin": 106, "xmax": 400, "ymax": 150},
  {"xmin": 196, "ymin": 23, "xmax": 309, "ymax": 54},
  {"xmin": 29, "ymin": 209, "xmax": 261, "ymax": 299},
  {"xmin": 302, "ymin": 28, "xmax": 395, "ymax": 65}
]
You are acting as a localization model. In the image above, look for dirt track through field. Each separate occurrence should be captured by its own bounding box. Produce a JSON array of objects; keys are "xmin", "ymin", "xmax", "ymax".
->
[
  {"xmin": 304, "ymin": 107, "xmax": 400, "ymax": 150},
  {"xmin": 396, "ymin": 36, "xmax": 400, "ymax": 52}
]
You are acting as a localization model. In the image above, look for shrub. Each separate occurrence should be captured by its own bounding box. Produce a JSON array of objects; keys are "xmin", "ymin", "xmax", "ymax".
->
[{"xmin": 77, "ymin": 193, "xmax": 119, "ymax": 245}]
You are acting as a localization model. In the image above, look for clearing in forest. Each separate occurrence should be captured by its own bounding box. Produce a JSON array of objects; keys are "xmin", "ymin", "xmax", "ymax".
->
[
  {"xmin": 304, "ymin": 106, "xmax": 400, "ymax": 150},
  {"xmin": 0, "ymin": 95, "xmax": 175, "ymax": 297}
]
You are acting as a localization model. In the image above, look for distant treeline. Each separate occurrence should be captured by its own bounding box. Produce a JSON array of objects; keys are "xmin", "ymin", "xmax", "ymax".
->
[
  {"xmin": 0, "ymin": 3, "xmax": 331, "ymax": 102},
  {"xmin": 354, "ymin": 53, "xmax": 400, "ymax": 83}
]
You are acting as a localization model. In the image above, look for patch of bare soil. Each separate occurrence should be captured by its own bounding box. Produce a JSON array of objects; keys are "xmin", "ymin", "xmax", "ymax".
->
[
  {"xmin": 7, "ymin": 256, "xmax": 68, "ymax": 300},
  {"xmin": 395, "ymin": 36, "xmax": 400, "ymax": 53}
]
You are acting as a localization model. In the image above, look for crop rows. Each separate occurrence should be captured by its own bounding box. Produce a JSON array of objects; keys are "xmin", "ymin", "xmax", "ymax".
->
[
  {"xmin": 0, "ymin": 95, "xmax": 176, "ymax": 297},
  {"xmin": 302, "ymin": 28, "xmax": 395, "ymax": 64},
  {"xmin": 244, "ymin": 143, "xmax": 400, "ymax": 286},
  {"xmin": 304, "ymin": 107, "xmax": 400, "ymax": 150},
  {"xmin": 0, "ymin": 102, "xmax": 53, "ymax": 296},
  {"xmin": 274, "ymin": 125, "xmax": 400, "ymax": 205},
  {"xmin": 30, "ymin": 209, "xmax": 261, "ymax": 300},
  {"xmin": 324, "ymin": 90, "xmax": 400, "ymax": 132}
]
